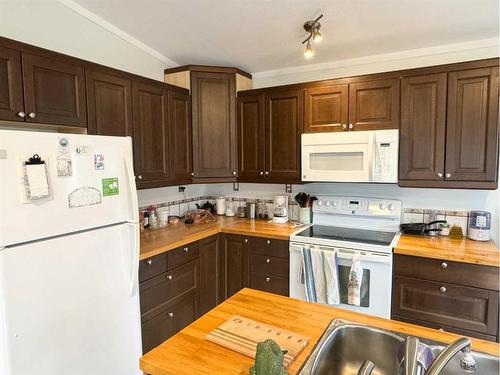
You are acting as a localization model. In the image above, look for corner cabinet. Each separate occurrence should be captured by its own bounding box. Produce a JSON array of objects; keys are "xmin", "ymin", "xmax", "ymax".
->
[{"xmin": 0, "ymin": 45, "xmax": 23, "ymax": 121}]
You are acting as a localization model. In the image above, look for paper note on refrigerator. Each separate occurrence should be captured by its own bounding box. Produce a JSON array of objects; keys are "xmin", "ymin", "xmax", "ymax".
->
[{"xmin": 24, "ymin": 163, "xmax": 50, "ymax": 200}]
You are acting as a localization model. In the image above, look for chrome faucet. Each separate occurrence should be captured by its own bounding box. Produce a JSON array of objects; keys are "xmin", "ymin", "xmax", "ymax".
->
[
  {"xmin": 426, "ymin": 337, "xmax": 476, "ymax": 375},
  {"xmin": 357, "ymin": 360, "xmax": 375, "ymax": 375},
  {"xmin": 399, "ymin": 336, "xmax": 435, "ymax": 375}
]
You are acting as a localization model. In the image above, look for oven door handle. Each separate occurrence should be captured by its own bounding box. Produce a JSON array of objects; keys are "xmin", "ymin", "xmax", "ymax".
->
[{"xmin": 336, "ymin": 251, "xmax": 392, "ymax": 264}]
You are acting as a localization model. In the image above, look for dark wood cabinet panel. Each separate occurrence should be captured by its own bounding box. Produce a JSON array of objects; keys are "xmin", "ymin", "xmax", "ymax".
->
[
  {"xmin": 0, "ymin": 45, "xmax": 23, "ymax": 121},
  {"xmin": 167, "ymin": 242, "xmax": 199, "ymax": 270},
  {"xmin": 304, "ymin": 85, "xmax": 348, "ymax": 132},
  {"xmin": 191, "ymin": 71, "xmax": 236, "ymax": 179},
  {"xmin": 141, "ymin": 292, "xmax": 198, "ymax": 353},
  {"xmin": 445, "ymin": 68, "xmax": 499, "ymax": 182},
  {"xmin": 399, "ymin": 73, "xmax": 447, "ymax": 181},
  {"xmin": 86, "ymin": 70, "xmax": 132, "ymax": 136},
  {"xmin": 249, "ymin": 272, "xmax": 289, "ymax": 296},
  {"xmin": 199, "ymin": 235, "xmax": 222, "ymax": 315},
  {"xmin": 22, "ymin": 52, "xmax": 87, "ymax": 127},
  {"xmin": 250, "ymin": 237, "xmax": 289, "ymax": 258},
  {"xmin": 132, "ymin": 81, "xmax": 170, "ymax": 188},
  {"xmin": 238, "ymin": 94, "xmax": 265, "ymax": 181},
  {"xmin": 168, "ymin": 90, "xmax": 192, "ymax": 184},
  {"xmin": 265, "ymin": 89, "xmax": 303, "ymax": 182},
  {"xmin": 250, "ymin": 254, "xmax": 289, "ymax": 278},
  {"xmin": 139, "ymin": 253, "xmax": 167, "ymax": 283},
  {"xmin": 393, "ymin": 276, "xmax": 499, "ymax": 335},
  {"xmin": 220, "ymin": 234, "xmax": 249, "ymax": 300},
  {"xmin": 348, "ymin": 78, "xmax": 399, "ymax": 131}
]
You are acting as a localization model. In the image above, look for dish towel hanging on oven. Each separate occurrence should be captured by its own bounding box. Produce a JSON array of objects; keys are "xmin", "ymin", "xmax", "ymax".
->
[
  {"xmin": 300, "ymin": 246, "xmax": 340, "ymax": 305},
  {"xmin": 348, "ymin": 255, "xmax": 363, "ymax": 306}
]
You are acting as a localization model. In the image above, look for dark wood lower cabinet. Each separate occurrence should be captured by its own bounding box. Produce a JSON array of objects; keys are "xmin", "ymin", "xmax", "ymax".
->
[
  {"xmin": 220, "ymin": 234, "xmax": 250, "ymax": 300},
  {"xmin": 199, "ymin": 235, "xmax": 222, "ymax": 315},
  {"xmin": 392, "ymin": 254, "xmax": 499, "ymax": 342}
]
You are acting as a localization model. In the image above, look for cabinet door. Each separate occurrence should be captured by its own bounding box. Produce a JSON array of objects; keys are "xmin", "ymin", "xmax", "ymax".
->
[
  {"xmin": 265, "ymin": 89, "xmax": 303, "ymax": 182},
  {"xmin": 0, "ymin": 46, "xmax": 24, "ymax": 121},
  {"xmin": 348, "ymin": 78, "xmax": 399, "ymax": 131},
  {"xmin": 169, "ymin": 89, "xmax": 192, "ymax": 184},
  {"xmin": 304, "ymin": 85, "xmax": 348, "ymax": 132},
  {"xmin": 86, "ymin": 70, "xmax": 132, "ymax": 136},
  {"xmin": 238, "ymin": 94, "xmax": 265, "ymax": 181},
  {"xmin": 132, "ymin": 81, "xmax": 170, "ymax": 188},
  {"xmin": 220, "ymin": 234, "xmax": 249, "ymax": 300},
  {"xmin": 445, "ymin": 68, "xmax": 499, "ymax": 182},
  {"xmin": 191, "ymin": 72, "xmax": 237, "ymax": 178},
  {"xmin": 22, "ymin": 52, "xmax": 87, "ymax": 127},
  {"xmin": 199, "ymin": 235, "xmax": 222, "ymax": 315},
  {"xmin": 399, "ymin": 73, "xmax": 447, "ymax": 181}
]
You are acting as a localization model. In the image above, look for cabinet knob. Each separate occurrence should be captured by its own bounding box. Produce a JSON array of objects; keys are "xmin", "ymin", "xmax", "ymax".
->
[
  {"xmin": 244, "ymin": 238, "xmax": 248, "ymax": 243},
  {"xmin": 17, "ymin": 111, "xmax": 26, "ymax": 118},
  {"xmin": 136, "ymin": 175, "xmax": 143, "ymax": 180},
  {"xmin": 440, "ymin": 286, "xmax": 446, "ymax": 293},
  {"xmin": 259, "ymin": 171, "xmax": 264, "ymax": 176},
  {"xmin": 445, "ymin": 173, "xmax": 451, "ymax": 179},
  {"xmin": 438, "ymin": 328, "xmax": 445, "ymax": 332},
  {"xmin": 190, "ymin": 172, "xmax": 195, "ymax": 177},
  {"xmin": 348, "ymin": 123, "xmax": 354, "ymax": 130},
  {"xmin": 265, "ymin": 171, "xmax": 269, "ymax": 176},
  {"xmin": 146, "ymin": 259, "xmax": 153, "ymax": 266},
  {"xmin": 437, "ymin": 172, "xmax": 443, "ymax": 178},
  {"xmin": 266, "ymin": 258, "xmax": 270, "ymax": 264},
  {"xmin": 441, "ymin": 262, "xmax": 448, "ymax": 269},
  {"xmin": 166, "ymin": 275, "xmax": 173, "ymax": 280},
  {"xmin": 232, "ymin": 171, "xmax": 237, "ymax": 176},
  {"xmin": 266, "ymin": 240, "xmax": 271, "ymax": 245},
  {"xmin": 265, "ymin": 277, "xmax": 270, "ymax": 282},
  {"xmin": 168, "ymin": 312, "xmax": 174, "ymax": 318},
  {"xmin": 183, "ymin": 247, "xmax": 189, "ymax": 252},
  {"xmin": 342, "ymin": 124, "xmax": 347, "ymax": 130},
  {"xmin": 28, "ymin": 112, "xmax": 36, "ymax": 119}
]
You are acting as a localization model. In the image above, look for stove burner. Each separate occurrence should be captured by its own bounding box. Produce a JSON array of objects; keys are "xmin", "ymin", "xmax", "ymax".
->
[{"xmin": 295, "ymin": 225, "xmax": 396, "ymax": 246}]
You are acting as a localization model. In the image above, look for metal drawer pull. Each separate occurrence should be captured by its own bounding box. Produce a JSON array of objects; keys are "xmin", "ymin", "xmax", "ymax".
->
[
  {"xmin": 17, "ymin": 111, "xmax": 26, "ymax": 118},
  {"xmin": 146, "ymin": 259, "xmax": 153, "ymax": 265},
  {"xmin": 342, "ymin": 124, "xmax": 347, "ymax": 130},
  {"xmin": 166, "ymin": 275, "xmax": 173, "ymax": 280},
  {"xmin": 28, "ymin": 112, "xmax": 36, "ymax": 119},
  {"xmin": 168, "ymin": 312, "xmax": 174, "ymax": 318},
  {"xmin": 183, "ymin": 247, "xmax": 189, "ymax": 252},
  {"xmin": 266, "ymin": 240, "xmax": 271, "ymax": 245},
  {"xmin": 265, "ymin": 277, "xmax": 271, "ymax": 282},
  {"xmin": 441, "ymin": 262, "xmax": 448, "ymax": 269},
  {"xmin": 437, "ymin": 172, "xmax": 443, "ymax": 178},
  {"xmin": 348, "ymin": 123, "xmax": 353, "ymax": 130},
  {"xmin": 438, "ymin": 328, "xmax": 444, "ymax": 332},
  {"xmin": 445, "ymin": 173, "xmax": 451, "ymax": 178},
  {"xmin": 440, "ymin": 286, "xmax": 446, "ymax": 293},
  {"xmin": 244, "ymin": 239, "xmax": 248, "ymax": 243},
  {"xmin": 259, "ymin": 171, "xmax": 264, "ymax": 176},
  {"xmin": 266, "ymin": 258, "xmax": 270, "ymax": 264}
]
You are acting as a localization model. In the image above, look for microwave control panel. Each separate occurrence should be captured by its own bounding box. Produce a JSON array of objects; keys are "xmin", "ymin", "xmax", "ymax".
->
[{"xmin": 373, "ymin": 130, "xmax": 399, "ymax": 182}]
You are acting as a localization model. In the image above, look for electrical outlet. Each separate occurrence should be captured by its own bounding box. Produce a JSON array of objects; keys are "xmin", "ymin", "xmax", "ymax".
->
[
  {"xmin": 233, "ymin": 182, "xmax": 239, "ymax": 191},
  {"xmin": 178, "ymin": 185, "xmax": 186, "ymax": 193},
  {"xmin": 285, "ymin": 184, "xmax": 292, "ymax": 193}
]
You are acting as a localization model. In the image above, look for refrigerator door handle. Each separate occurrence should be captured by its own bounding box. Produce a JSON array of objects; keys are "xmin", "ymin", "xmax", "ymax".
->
[
  {"xmin": 128, "ymin": 223, "xmax": 140, "ymax": 297},
  {"xmin": 124, "ymin": 150, "xmax": 139, "ymax": 223}
]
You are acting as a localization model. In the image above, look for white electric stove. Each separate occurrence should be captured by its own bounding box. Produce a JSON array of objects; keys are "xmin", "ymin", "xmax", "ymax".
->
[{"xmin": 289, "ymin": 196, "xmax": 402, "ymax": 318}]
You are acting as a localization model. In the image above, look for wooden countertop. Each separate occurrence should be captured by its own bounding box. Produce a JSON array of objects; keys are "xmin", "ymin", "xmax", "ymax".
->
[
  {"xmin": 395, "ymin": 234, "xmax": 500, "ymax": 267},
  {"xmin": 139, "ymin": 288, "xmax": 500, "ymax": 375},
  {"xmin": 140, "ymin": 217, "xmax": 307, "ymax": 260}
]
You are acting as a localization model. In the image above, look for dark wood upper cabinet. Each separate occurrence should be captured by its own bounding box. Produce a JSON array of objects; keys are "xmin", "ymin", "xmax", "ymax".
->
[
  {"xmin": 220, "ymin": 234, "xmax": 249, "ymax": 301},
  {"xmin": 265, "ymin": 89, "xmax": 303, "ymax": 182},
  {"xmin": 199, "ymin": 235, "xmax": 221, "ymax": 315},
  {"xmin": 304, "ymin": 85, "xmax": 348, "ymax": 132},
  {"xmin": 132, "ymin": 80, "xmax": 170, "ymax": 188},
  {"xmin": 399, "ymin": 73, "xmax": 447, "ymax": 181},
  {"xmin": 238, "ymin": 94, "xmax": 265, "ymax": 181},
  {"xmin": 86, "ymin": 69, "xmax": 132, "ymax": 136},
  {"xmin": 445, "ymin": 68, "xmax": 499, "ymax": 183},
  {"xmin": 0, "ymin": 46, "xmax": 24, "ymax": 121},
  {"xmin": 191, "ymin": 71, "xmax": 237, "ymax": 179},
  {"xmin": 22, "ymin": 52, "xmax": 87, "ymax": 127},
  {"xmin": 348, "ymin": 78, "xmax": 400, "ymax": 131},
  {"xmin": 168, "ymin": 90, "xmax": 192, "ymax": 184}
]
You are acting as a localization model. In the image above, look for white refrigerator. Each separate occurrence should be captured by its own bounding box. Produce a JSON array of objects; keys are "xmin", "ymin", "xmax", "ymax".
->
[{"xmin": 0, "ymin": 130, "xmax": 142, "ymax": 375}]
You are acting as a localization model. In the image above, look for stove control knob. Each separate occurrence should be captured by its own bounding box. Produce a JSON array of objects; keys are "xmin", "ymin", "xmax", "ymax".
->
[
  {"xmin": 325, "ymin": 201, "xmax": 331, "ymax": 207},
  {"xmin": 387, "ymin": 203, "xmax": 394, "ymax": 211},
  {"xmin": 332, "ymin": 201, "xmax": 337, "ymax": 208},
  {"xmin": 317, "ymin": 201, "xmax": 323, "ymax": 206},
  {"xmin": 379, "ymin": 202, "xmax": 386, "ymax": 210}
]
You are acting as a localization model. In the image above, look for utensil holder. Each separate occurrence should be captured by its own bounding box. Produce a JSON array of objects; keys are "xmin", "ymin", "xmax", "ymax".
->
[{"xmin": 298, "ymin": 207, "xmax": 311, "ymax": 224}]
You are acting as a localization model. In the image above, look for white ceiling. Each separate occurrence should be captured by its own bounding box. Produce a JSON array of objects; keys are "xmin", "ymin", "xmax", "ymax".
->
[{"xmin": 72, "ymin": 0, "xmax": 499, "ymax": 73}]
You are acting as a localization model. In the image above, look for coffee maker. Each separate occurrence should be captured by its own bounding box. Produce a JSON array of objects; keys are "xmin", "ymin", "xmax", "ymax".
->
[{"xmin": 272, "ymin": 195, "xmax": 288, "ymax": 223}]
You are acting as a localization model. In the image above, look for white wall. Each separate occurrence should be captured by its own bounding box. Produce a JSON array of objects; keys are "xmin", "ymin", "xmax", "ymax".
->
[
  {"xmin": 137, "ymin": 184, "xmax": 206, "ymax": 208},
  {"xmin": 0, "ymin": 0, "xmax": 169, "ymax": 81}
]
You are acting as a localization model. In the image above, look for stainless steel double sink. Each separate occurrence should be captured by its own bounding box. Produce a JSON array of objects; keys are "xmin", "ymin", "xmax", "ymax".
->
[{"xmin": 299, "ymin": 320, "xmax": 499, "ymax": 375}]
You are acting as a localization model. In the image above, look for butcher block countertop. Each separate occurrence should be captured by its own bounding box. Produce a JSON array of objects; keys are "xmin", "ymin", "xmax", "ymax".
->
[
  {"xmin": 395, "ymin": 234, "xmax": 500, "ymax": 267},
  {"xmin": 139, "ymin": 288, "xmax": 500, "ymax": 375},
  {"xmin": 140, "ymin": 217, "xmax": 307, "ymax": 260}
]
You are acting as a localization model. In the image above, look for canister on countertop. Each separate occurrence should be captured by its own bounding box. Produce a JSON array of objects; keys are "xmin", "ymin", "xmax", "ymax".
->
[
  {"xmin": 216, "ymin": 197, "xmax": 226, "ymax": 215},
  {"xmin": 248, "ymin": 202, "xmax": 256, "ymax": 219},
  {"xmin": 468, "ymin": 211, "xmax": 491, "ymax": 241}
]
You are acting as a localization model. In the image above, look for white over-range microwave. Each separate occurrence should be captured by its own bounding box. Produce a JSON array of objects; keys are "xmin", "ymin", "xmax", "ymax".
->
[{"xmin": 301, "ymin": 129, "xmax": 399, "ymax": 183}]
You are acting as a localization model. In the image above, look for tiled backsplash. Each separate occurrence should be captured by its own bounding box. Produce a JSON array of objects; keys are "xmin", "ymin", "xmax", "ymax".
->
[{"xmin": 403, "ymin": 208, "xmax": 470, "ymax": 234}]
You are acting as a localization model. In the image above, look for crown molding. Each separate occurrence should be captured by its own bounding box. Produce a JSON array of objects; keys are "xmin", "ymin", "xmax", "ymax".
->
[
  {"xmin": 252, "ymin": 38, "xmax": 499, "ymax": 79},
  {"xmin": 58, "ymin": 0, "xmax": 178, "ymax": 67}
]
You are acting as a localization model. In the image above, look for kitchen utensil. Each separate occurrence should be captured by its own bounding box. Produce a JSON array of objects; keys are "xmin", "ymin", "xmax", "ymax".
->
[
  {"xmin": 468, "ymin": 211, "xmax": 491, "ymax": 241},
  {"xmin": 399, "ymin": 220, "xmax": 447, "ymax": 235},
  {"xmin": 205, "ymin": 315, "xmax": 308, "ymax": 368},
  {"xmin": 295, "ymin": 192, "xmax": 307, "ymax": 208}
]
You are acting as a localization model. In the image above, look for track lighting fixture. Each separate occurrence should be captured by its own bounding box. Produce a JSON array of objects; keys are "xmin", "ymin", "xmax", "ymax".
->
[{"xmin": 302, "ymin": 14, "xmax": 323, "ymax": 58}]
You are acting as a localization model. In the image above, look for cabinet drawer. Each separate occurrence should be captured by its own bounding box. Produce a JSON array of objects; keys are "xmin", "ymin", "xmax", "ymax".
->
[
  {"xmin": 140, "ymin": 260, "xmax": 199, "ymax": 315},
  {"xmin": 250, "ymin": 237, "xmax": 289, "ymax": 258},
  {"xmin": 394, "ymin": 254, "xmax": 499, "ymax": 291},
  {"xmin": 250, "ymin": 254, "xmax": 289, "ymax": 278},
  {"xmin": 250, "ymin": 272, "xmax": 289, "ymax": 296},
  {"xmin": 393, "ymin": 276, "xmax": 499, "ymax": 335},
  {"xmin": 139, "ymin": 253, "xmax": 167, "ymax": 283},
  {"xmin": 141, "ymin": 292, "xmax": 198, "ymax": 353},
  {"xmin": 392, "ymin": 315, "xmax": 498, "ymax": 342},
  {"xmin": 167, "ymin": 242, "xmax": 199, "ymax": 270}
]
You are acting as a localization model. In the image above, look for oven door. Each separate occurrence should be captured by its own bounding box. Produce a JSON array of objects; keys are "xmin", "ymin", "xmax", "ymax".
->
[
  {"xmin": 289, "ymin": 243, "xmax": 392, "ymax": 318},
  {"xmin": 301, "ymin": 132, "xmax": 373, "ymax": 182}
]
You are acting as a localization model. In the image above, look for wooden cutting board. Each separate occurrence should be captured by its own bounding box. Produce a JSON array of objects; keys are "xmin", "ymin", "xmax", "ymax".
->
[{"xmin": 205, "ymin": 315, "xmax": 309, "ymax": 368}]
